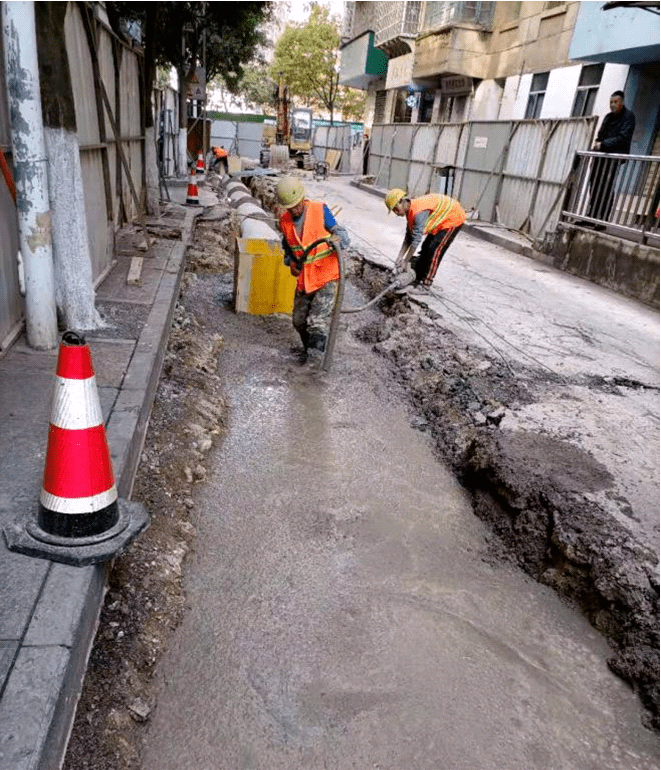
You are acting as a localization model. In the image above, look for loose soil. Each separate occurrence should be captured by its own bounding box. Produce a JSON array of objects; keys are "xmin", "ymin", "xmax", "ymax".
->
[
  {"xmin": 63, "ymin": 214, "xmax": 236, "ymax": 770},
  {"xmin": 65, "ymin": 188, "xmax": 658, "ymax": 770}
]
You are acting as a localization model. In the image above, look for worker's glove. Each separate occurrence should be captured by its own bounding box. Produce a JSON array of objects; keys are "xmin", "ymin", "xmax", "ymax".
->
[
  {"xmin": 393, "ymin": 256, "xmax": 408, "ymax": 274},
  {"xmin": 395, "ymin": 268, "xmax": 416, "ymax": 288},
  {"xmin": 331, "ymin": 225, "xmax": 351, "ymax": 250}
]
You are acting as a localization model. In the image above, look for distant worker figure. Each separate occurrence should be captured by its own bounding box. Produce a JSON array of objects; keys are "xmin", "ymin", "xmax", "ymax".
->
[
  {"xmin": 587, "ymin": 90, "xmax": 636, "ymax": 225},
  {"xmin": 277, "ymin": 177, "xmax": 350, "ymax": 364},
  {"xmin": 212, "ymin": 145, "xmax": 229, "ymax": 175},
  {"xmin": 386, "ymin": 189, "xmax": 465, "ymax": 288}
]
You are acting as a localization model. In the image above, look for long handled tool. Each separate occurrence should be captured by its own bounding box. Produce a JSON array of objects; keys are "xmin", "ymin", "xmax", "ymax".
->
[{"xmin": 298, "ymin": 238, "xmax": 416, "ymax": 372}]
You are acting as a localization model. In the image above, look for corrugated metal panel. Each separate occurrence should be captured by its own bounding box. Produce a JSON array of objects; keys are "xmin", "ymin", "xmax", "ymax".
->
[
  {"xmin": 410, "ymin": 125, "xmax": 436, "ymax": 163},
  {"xmin": 0, "ymin": 27, "xmax": 21, "ymax": 343},
  {"xmin": 542, "ymin": 117, "xmax": 596, "ymax": 182},
  {"xmin": 407, "ymin": 161, "xmax": 431, "ymax": 196},
  {"xmin": 531, "ymin": 181, "xmax": 566, "ymax": 237},
  {"xmin": 505, "ymin": 122, "xmax": 544, "ymax": 179},
  {"xmin": 391, "ymin": 124, "xmax": 414, "ymax": 160},
  {"xmin": 65, "ymin": 4, "xmax": 100, "ymax": 145},
  {"xmin": 498, "ymin": 177, "xmax": 536, "ymax": 230},
  {"xmin": 389, "ymin": 158, "xmax": 409, "ymax": 190},
  {"xmin": 435, "ymin": 123, "xmax": 463, "ymax": 166},
  {"xmin": 80, "ymin": 151, "xmax": 109, "ymax": 277}
]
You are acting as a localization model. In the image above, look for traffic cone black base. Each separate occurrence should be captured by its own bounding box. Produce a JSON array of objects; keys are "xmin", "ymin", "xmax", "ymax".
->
[{"xmin": 4, "ymin": 499, "xmax": 149, "ymax": 567}]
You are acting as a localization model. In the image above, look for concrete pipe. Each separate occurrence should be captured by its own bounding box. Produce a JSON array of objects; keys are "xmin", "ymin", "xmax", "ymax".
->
[{"xmin": 226, "ymin": 180, "xmax": 251, "ymax": 198}]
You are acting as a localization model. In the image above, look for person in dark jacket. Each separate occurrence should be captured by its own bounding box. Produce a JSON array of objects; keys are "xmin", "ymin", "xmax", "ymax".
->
[{"xmin": 587, "ymin": 91, "xmax": 636, "ymax": 224}]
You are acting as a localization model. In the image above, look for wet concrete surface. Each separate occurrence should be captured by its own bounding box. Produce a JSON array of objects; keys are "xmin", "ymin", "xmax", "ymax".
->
[{"xmin": 140, "ymin": 275, "xmax": 657, "ymax": 770}]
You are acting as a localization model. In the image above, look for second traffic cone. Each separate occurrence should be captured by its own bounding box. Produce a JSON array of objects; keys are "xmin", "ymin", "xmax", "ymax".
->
[
  {"xmin": 4, "ymin": 331, "xmax": 149, "ymax": 566},
  {"xmin": 196, "ymin": 152, "xmax": 205, "ymax": 174},
  {"xmin": 186, "ymin": 169, "xmax": 199, "ymax": 205}
]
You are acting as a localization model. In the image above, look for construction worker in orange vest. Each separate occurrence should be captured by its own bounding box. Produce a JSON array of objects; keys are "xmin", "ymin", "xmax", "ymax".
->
[
  {"xmin": 277, "ymin": 176, "xmax": 350, "ymax": 364},
  {"xmin": 212, "ymin": 145, "xmax": 229, "ymax": 174},
  {"xmin": 385, "ymin": 189, "xmax": 465, "ymax": 290}
]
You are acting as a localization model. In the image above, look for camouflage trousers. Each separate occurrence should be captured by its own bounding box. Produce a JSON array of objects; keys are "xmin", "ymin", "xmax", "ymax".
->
[{"xmin": 292, "ymin": 280, "xmax": 339, "ymax": 351}]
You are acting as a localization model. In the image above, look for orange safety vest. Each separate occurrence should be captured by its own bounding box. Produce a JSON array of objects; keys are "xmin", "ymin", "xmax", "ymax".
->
[
  {"xmin": 279, "ymin": 200, "xmax": 339, "ymax": 294},
  {"xmin": 214, "ymin": 147, "xmax": 228, "ymax": 158},
  {"xmin": 407, "ymin": 194, "xmax": 465, "ymax": 235}
]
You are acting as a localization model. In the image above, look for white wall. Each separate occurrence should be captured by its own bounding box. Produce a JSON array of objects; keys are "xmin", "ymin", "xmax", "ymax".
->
[
  {"xmin": 498, "ymin": 75, "xmax": 521, "ymax": 120},
  {"xmin": 540, "ymin": 65, "xmax": 582, "ymax": 119},
  {"xmin": 592, "ymin": 63, "xmax": 629, "ymax": 124},
  {"xmin": 500, "ymin": 63, "xmax": 629, "ymax": 125},
  {"xmin": 471, "ymin": 80, "xmax": 504, "ymax": 121},
  {"xmin": 512, "ymin": 73, "xmax": 532, "ymax": 119}
]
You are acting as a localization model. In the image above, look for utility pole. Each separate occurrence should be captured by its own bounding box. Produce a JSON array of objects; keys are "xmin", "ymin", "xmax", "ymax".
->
[{"xmin": 2, "ymin": 1, "xmax": 58, "ymax": 349}]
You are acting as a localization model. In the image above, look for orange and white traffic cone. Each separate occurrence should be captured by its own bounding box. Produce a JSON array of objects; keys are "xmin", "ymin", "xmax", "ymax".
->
[
  {"xmin": 196, "ymin": 152, "xmax": 205, "ymax": 175},
  {"xmin": 186, "ymin": 168, "xmax": 200, "ymax": 205},
  {"xmin": 4, "ymin": 331, "xmax": 149, "ymax": 566}
]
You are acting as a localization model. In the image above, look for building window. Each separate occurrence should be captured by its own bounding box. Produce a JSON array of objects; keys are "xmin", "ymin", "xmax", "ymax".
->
[
  {"xmin": 571, "ymin": 63, "xmax": 604, "ymax": 117},
  {"xmin": 525, "ymin": 72, "xmax": 549, "ymax": 119},
  {"xmin": 393, "ymin": 89, "xmax": 414, "ymax": 123},
  {"xmin": 419, "ymin": 91, "xmax": 435, "ymax": 123},
  {"xmin": 544, "ymin": 1, "xmax": 564, "ymax": 9},
  {"xmin": 374, "ymin": 90, "xmax": 387, "ymax": 124}
]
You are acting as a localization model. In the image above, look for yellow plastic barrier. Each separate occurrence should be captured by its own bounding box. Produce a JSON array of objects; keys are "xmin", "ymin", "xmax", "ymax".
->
[{"xmin": 234, "ymin": 238, "xmax": 297, "ymax": 315}]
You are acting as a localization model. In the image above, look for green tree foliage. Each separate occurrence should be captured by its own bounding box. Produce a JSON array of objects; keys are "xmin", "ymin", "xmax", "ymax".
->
[
  {"xmin": 107, "ymin": 2, "xmax": 271, "ymax": 128},
  {"xmin": 337, "ymin": 86, "xmax": 367, "ymax": 123},
  {"xmin": 107, "ymin": 2, "xmax": 270, "ymax": 86},
  {"xmin": 272, "ymin": 4, "xmax": 356, "ymax": 124},
  {"xmin": 214, "ymin": 64, "xmax": 276, "ymax": 113}
]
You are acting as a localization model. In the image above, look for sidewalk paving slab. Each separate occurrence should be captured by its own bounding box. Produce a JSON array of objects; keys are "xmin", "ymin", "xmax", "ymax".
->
[{"xmin": 0, "ymin": 200, "xmax": 200, "ymax": 770}]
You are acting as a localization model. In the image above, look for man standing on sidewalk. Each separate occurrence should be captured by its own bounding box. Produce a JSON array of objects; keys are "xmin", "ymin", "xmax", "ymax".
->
[
  {"xmin": 277, "ymin": 177, "xmax": 350, "ymax": 364},
  {"xmin": 386, "ymin": 189, "xmax": 465, "ymax": 289}
]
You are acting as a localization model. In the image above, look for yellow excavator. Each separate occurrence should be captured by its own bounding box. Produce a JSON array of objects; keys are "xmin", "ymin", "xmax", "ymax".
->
[{"xmin": 260, "ymin": 77, "xmax": 314, "ymax": 168}]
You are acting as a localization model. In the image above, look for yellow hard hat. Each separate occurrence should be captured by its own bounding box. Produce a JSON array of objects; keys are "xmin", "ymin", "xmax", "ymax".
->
[
  {"xmin": 276, "ymin": 176, "xmax": 305, "ymax": 208},
  {"xmin": 385, "ymin": 188, "xmax": 406, "ymax": 212}
]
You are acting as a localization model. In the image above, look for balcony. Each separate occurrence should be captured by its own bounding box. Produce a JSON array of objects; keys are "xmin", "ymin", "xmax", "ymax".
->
[
  {"xmin": 422, "ymin": 2, "xmax": 495, "ymax": 33},
  {"xmin": 373, "ymin": 1, "xmax": 423, "ymax": 58},
  {"xmin": 339, "ymin": 30, "xmax": 389, "ymax": 90}
]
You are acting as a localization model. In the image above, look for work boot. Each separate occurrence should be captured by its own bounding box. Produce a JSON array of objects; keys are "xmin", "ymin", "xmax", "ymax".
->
[
  {"xmin": 306, "ymin": 348, "xmax": 325, "ymax": 370},
  {"xmin": 307, "ymin": 333, "xmax": 327, "ymax": 353}
]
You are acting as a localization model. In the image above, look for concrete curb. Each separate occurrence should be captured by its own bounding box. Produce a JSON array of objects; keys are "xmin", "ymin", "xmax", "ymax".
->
[{"xmin": 0, "ymin": 211, "xmax": 198, "ymax": 770}]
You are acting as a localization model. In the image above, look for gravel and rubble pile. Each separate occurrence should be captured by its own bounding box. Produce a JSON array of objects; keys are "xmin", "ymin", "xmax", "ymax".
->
[
  {"xmin": 350, "ymin": 257, "xmax": 659, "ymax": 729},
  {"xmin": 63, "ymin": 215, "xmax": 236, "ymax": 770}
]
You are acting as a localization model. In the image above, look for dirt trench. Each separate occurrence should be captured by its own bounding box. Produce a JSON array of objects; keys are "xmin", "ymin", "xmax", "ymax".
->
[
  {"xmin": 247, "ymin": 174, "xmax": 659, "ymax": 728},
  {"xmin": 347, "ymin": 257, "xmax": 659, "ymax": 730}
]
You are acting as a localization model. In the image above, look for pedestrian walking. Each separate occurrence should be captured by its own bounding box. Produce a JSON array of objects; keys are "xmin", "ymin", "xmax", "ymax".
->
[
  {"xmin": 587, "ymin": 90, "xmax": 636, "ymax": 226},
  {"xmin": 277, "ymin": 176, "xmax": 350, "ymax": 364},
  {"xmin": 385, "ymin": 189, "xmax": 465, "ymax": 288}
]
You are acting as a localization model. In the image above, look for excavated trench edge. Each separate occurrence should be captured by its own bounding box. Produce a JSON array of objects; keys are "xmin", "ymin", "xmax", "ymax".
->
[
  {"xmin": 353, "ymin": 258, "xmax": 660, "ymax": 731},
  {"xmin": 246, "ymin": 177, "xmax": 659, "ymax": 730}
]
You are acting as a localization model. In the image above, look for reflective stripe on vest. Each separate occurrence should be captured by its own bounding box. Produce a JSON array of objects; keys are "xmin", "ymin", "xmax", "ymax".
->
[
  {"xmin": 280, "ymin": 201, "xmax": 338, "ymax": 293},
  {"xmin": 407, "ymin": 194, "xmax": 455, "ymax": 235}
]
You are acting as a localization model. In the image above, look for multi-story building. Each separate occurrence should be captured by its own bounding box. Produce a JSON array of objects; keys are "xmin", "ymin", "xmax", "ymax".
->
[{"xmin": 339, "ymin": 1, "xmax": 659, "ymax": 142}]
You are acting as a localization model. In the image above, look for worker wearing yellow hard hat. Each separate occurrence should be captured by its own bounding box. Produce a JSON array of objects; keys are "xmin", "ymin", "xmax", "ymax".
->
[
  {"xmin": 277, "ymin": 177, "xmax": 350, "ymax": 364},
  {"xmin": 386, "ymin": 188, "xmax": 465, "ymax": 289}
]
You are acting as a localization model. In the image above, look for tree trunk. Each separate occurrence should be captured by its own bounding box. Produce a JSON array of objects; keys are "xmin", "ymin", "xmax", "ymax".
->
[{"xmin": 36, "ymin": 2, "xmax": 103, "ymax": 331}]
